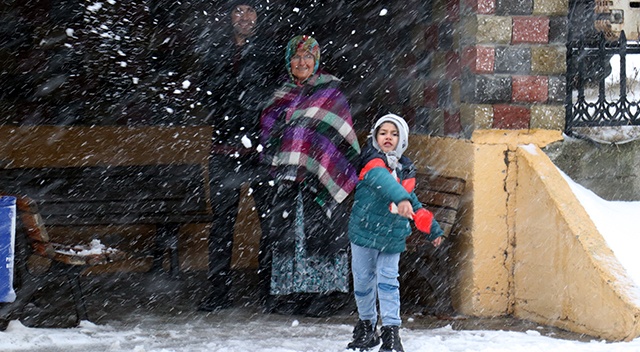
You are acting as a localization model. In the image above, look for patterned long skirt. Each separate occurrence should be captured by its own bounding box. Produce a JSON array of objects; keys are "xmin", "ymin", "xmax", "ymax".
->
[{"xmin": 269, "ymin": 189, "xmax": 349, "ymax": 295}]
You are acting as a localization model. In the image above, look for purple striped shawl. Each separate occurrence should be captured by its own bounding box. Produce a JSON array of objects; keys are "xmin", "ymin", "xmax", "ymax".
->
[{"xmin": 260, "ymin": 73, "xmax": 361, "ymax": 211}]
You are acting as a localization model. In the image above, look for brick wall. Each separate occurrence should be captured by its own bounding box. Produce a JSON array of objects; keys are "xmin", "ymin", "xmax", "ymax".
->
[
  {"xmin": 375, "ymin": 0, "xmax": 568, "ymax": 138},
  {"xmin": 378, "ymin": 0, "xmax": 464, "ymax": 136},
  {"xmin": 456, "ymin": 0, "xmax": 568, "ymax": 137}
]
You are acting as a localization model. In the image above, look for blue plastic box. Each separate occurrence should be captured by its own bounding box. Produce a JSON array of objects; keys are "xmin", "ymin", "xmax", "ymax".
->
[{"xmin": 0, "ymin": 196, "xmax": 16, "ymax": 303}]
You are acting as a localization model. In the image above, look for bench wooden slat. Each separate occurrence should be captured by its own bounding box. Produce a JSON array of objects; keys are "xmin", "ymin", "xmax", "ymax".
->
[
  {"xmin": 38, "ymin": 199, "xmax": 207, "ymax": 215},
  {"xmin": 49, "ymin": 243, "xmax": 128, "ymax": 266},
  {"xmin": 427, "ymin": 207, "xmax": 459, "ymax": 226},
  {"xmin": 0, "ymin": 163, "xmax": 212, "ymax": 329},
  {"xmin": 13, "ymin": 196, "xmax": 131, "ymax": 265},
  {"xmin": 418, "ymin": 190, "xmax": 463, "ymax": 211},
  {"xmin": 0, "ymin": 195, "xmax": 137, "ymax": 328},
  {"xmin": 0, "ymin": 165, "xmax": 207, "ymax": 204},
  {"xmin": 407, "ymin": 172, "xmax": 466, "ymax": 250},
  {"xmin": 401, "ymin": 172, "xmax": 466, "ymax": 315},
  {"xmin": 422, "ymin": 175, "xmax": 466, "ymax": 195},
  {"xmin": 16, "ymin": 177, "xmax": 204, "ymax": 199},
  {"xmin": 1, "ymin": 163, "xmax": 212, "ymax": 277},
  {"xmin": 0, "ymin": 164, "xmax": 211, "ymax": 219},
  {"xmin": 43, "ymin": 213, "xmax": 213, "ymax": 226},
  {"xmin": 0, "ymin": 164, "xmax": 203, "ymax": 179}
]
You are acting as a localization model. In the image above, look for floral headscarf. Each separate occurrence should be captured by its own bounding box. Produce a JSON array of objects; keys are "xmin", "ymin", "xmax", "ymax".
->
[{"xmin": 285, "ymin": 35, "xmax": 320, "ymax": 81}]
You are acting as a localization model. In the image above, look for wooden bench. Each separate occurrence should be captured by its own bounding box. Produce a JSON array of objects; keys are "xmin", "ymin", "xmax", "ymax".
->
[
  {"xmin": 401, "ymin": 171, "xmax": 466, "ymax": 316},
  {"xmin": 0, "ymin": 196, "xmax": 128, "ymax": 329},
  {"xmin": 0, "ymin": 164, "xmax": 211, "ymax": 273},
  {"xmin": 407, "ymin": 171, "xmax": 466, "ymax": 247},
  {"xmin": 0, "ymin": 164, "xmax": 212, "ymax": 329}
]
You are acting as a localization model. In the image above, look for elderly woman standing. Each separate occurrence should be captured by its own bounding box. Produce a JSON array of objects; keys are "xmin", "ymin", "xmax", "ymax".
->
[{"xmin": 260, "ymin": 35, "xmax": 361, "ymax": 317}]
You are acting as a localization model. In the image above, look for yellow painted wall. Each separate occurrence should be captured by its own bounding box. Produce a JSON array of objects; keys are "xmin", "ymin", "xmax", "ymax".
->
[{"xmin": 0, "ymin": 126, "xmax": 212, "ymax": 168}]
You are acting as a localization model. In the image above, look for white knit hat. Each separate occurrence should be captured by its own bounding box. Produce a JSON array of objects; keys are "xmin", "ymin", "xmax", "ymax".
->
[{"xmin": 371, "ymin": 113, "xmax": 410, "ymax": 159}]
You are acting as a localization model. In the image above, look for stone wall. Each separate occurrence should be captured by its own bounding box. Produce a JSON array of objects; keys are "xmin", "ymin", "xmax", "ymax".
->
[
  {"xmin": 334, "ymin": 0, "xmax": 465, "ymax": 135},
  {"xmin": 544, "ymin": 137, "xmax": 640, "ymax": 201}
]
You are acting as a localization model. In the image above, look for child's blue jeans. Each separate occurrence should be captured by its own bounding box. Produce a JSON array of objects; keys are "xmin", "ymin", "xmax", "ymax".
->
[{"xmin": 350, "ymin": 243, "xmax": 401, "ymax": 327}]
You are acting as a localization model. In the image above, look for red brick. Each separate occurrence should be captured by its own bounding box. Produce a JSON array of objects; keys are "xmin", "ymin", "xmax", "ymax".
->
[
  {"xmin": 444, "ymin": 111, "xmax": 462, "ymax": 136},
  {"xmin": 512, "ymin": 17, "xmax": 549, "ymax": 44},
  {"xmin": 462, "ymin": 47, "xmax": 475, "ymax": 70},
  {"xmin": 478, "ymin": 0, "xmax": 496, "ymax": 14},
  {"xmin": 463, "ymin": 0, "xmax": 495, "ymax": 13},
  {"xmin": 424, "ymin": 25, "xmax": 439, "ymax": 50},
  {"xmin": 512, "ymin": 76, "xmax": 548, "ymax": 102},
  {"xmin": 492, "ymin": 105, "xmax": 530, "ymax": 129},
  {"xmin": 463, "ymin": 0, "xmax": 476, "ymax": 11},
  {"xmin": 402, "ymin": 106, "xmax": 416, "ymax": 130},
  {"xmin": 445, "ymin": 51, "xmax": 461, "ymax": 79},
  {"xmin": 476, "ymin": 46, "xmax": 495, "ymax": 73},
  {"xmin": 423, "ymin": 80, "xmax": 439, "ymax": 108},
  {"xmin": 463, "ymin": 46, "xmax": 494, "ymax": 73},
  {"xmin": 446, "ymin": 0, "xmax": 460, "ymax": 21}
]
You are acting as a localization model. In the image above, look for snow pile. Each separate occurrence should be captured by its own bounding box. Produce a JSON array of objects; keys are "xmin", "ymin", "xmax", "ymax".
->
[
  {"xmin": 571, "ymin": 126, "xmax": 640, "ymax": 145},
  {"xmin": 55, "ymin": 239, "xmax": 119, "ymax": 256},
  {"xmin": 561, "ymin": 170, "xmax": 640, "ymax": 304}
]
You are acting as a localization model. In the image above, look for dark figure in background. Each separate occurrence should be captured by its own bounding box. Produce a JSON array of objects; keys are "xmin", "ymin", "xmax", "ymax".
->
[
  {"xmin": 259, "ymin": 35, "xmax": 361, "ymax": 317},
  {"xmin": 198, "ymin": 0, "xmax": 282, "ymax": 312}
]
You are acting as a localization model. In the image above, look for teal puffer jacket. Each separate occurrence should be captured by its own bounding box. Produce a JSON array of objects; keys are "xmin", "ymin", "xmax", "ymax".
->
[{"xmin": 348, "ymin": 153, "xmax": 443, "ymax": 253}]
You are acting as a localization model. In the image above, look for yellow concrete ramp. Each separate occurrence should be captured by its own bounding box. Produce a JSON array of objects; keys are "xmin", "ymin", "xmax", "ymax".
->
[
  {"xmin": 513, "ymin": 144, "xmax": 640, "ymax": 341},
  {"xmin": 408, "ymin": 132, "xmax": 640, "ymax": 341}
]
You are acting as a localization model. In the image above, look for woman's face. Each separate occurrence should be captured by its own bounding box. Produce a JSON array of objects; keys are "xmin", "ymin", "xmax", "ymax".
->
[
  {"xmin": 290, "ymin": 48, "xmax": 315, "ymax": 82},
  {"xmin": 376, "ymin": 122, "xmax": 399, "ymax": 154}
]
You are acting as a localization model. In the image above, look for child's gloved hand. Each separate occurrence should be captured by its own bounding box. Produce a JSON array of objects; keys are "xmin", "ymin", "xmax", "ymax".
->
[{"xmin": 413, "ymin": 208, "xmax": 434, "ymax": 234}]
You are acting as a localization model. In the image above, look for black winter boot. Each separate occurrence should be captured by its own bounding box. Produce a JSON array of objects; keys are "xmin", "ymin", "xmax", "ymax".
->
[
  {"xmin": 379, "ymin": 326, "xmax": 404, "ymax": 352},
  {"xmin": 347, "ymin": 319, "xmax": 380, "ymax": 350}
]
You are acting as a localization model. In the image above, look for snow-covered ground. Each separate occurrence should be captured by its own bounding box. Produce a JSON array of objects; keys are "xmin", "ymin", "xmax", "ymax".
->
[
  {"xmin": 2, "ymin": 313, "xmax": 640, "ymax": 352},
  {"xmin": 1, "ymin": 172, "xmax": 640, "ymax": 351}
]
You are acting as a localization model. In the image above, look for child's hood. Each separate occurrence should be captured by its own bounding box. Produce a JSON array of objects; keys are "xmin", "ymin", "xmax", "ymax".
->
[{"xmin": 370, "ymin": 113, "xmax": 410, "ymax": 159}]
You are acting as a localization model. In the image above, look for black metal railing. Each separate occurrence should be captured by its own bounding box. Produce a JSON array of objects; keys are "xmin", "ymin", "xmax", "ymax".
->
[{"xmin": 565, "ymin": 31, "xmax": 640, "ymax": 135}]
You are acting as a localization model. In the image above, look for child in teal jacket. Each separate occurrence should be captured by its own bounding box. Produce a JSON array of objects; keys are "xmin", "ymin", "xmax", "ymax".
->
[{"xmin": 347, "ymin": 114, "xmax": 444, "ymax": 352}]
